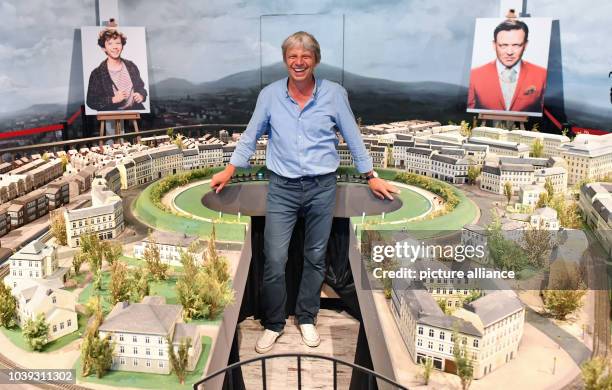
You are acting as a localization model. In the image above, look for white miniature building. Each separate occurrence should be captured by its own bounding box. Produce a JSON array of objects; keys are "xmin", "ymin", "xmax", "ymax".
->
[
  {"xmin": 519, "ymin": 184, "xmax": 546, "ymax": 207},
  {"xmin": 133, "ymin": 232, "xmax": 204, "ymax": 266},
  {"xmin": 4, "ymin": 240, "xmax": 68, "ymax": 290},
  {"xmin": 530, "ymin": 207, "xmax": 560, "ymax": 230},
  {"xmin": 13, "ymin": 283, "xmax": 78, "ymax": 341},
  {"xmin": 98, "ymin": 296, "xmax": 202, "ymax": 374},
  {"xmin": 580, "ymin": 182, "xmax": 612, "ymax": 256},
  {"xmin": 64, "ymin": 179, "xmax": 124, "ymax": 247},
  {"xmin": 391, "ymin": 278, "xmax": 524, "ymax": 379}
]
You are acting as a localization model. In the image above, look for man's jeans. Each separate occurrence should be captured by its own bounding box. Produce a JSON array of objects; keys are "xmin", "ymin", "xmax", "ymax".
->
[{"xmin": 262, "ymin": 171, "xmax": 337, "ymax": 332}]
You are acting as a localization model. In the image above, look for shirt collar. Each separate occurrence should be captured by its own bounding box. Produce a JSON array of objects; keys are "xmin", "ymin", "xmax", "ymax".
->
[
  {"xmin": 496, "ymin": 59, "xmax": 522, "ymax": 78},
  {"xmin": 284, "ymin": 75, "xmax": 320, "ymax": 100}
]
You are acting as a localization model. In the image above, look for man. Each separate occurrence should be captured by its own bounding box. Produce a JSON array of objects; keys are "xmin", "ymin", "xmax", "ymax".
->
[
  {"xmin": 467, "ymin": 20, "xmax": 547, "ymax": 113},
  {"xmin": 210, "ymin": 31, "xmax": 398, "ymax": 353},
  {"xmin": 86, "ymin": 28, "xmax": 147, "ymax": 112}
]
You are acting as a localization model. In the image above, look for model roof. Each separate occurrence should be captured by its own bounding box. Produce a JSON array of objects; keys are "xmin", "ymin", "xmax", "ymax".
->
[{"xmin": 99, "ymin": 300, "xmax": 182, "ymax": 335}]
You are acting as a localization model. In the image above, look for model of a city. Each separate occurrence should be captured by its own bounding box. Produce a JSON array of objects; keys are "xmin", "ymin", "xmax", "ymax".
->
[{"xmin": 0, "ymin": 119, "xmax": 610, "ymax": 389}]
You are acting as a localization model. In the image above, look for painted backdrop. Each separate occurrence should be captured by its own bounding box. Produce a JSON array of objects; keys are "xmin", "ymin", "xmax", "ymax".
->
[{"xmin": 0, "ymin": 0, "xmax": 610, "ymax": 143}]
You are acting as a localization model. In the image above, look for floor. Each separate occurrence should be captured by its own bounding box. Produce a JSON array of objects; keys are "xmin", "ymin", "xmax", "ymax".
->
[{"xmin": 238, "ymin": 309, "xmax": 360, "ymax": 389}]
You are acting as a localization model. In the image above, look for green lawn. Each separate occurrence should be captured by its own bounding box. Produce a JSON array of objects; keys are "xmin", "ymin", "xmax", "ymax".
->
[
  {"xmin": 348, "ymin": 183, "xmax": 431, "ymax": 224},
  {"xmin": 0, "ymin": 314, "xmax": 88, "ymax": 353},
  {"xmin": 75, "ymin": 336, "xmax": 212, "ymax": 390},
  {"xmin": 133, "ymin": 182, "xmax": 247, "ymax": 242},
  {"xmin": 174, "ymin": 183, "xmax": 250, "ymax": 223}
]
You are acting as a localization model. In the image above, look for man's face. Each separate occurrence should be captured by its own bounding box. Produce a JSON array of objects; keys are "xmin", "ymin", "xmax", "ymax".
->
[
  {"xmin": 103, "ymin": 37, "xmax": 123, "ymax": 59},
  {"xmin": 494, "ymin": 29, "xmax": 527, "ymax": 68},
  {"xmin": 284, "ymin": 46, "xmax": 317, "ymax": 84}
]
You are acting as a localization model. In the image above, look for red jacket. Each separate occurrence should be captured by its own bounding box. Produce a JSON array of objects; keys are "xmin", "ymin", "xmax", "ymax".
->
[{"xmin": 467, "ymin": 60, "xmax": 547, "ymax": 113}]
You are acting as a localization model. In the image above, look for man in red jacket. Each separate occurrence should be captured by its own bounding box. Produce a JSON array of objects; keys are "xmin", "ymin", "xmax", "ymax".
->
[{"xmin": 468, "ymin": 20, "xmax": 547, "ymax": 113}]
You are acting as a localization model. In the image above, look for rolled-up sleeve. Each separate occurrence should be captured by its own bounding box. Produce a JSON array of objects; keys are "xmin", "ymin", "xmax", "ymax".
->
[
  {"xmin": 334, "ymin": 87, "xmax": 373, "ymax": 173},
  {"xmin": 229, "ymin": 89, "xmax": 270, "ymax": 168}
]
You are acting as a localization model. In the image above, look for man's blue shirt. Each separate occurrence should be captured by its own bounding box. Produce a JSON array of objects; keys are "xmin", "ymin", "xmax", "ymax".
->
[{"xmin": 229, "ymin": 77, "xmax": 373, "ymax": 178}]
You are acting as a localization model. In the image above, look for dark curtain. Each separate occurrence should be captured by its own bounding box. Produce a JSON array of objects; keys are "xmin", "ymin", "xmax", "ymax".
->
[{"xmin": 223, "ymin": 217, "xmax": 376, "ymax": 389}]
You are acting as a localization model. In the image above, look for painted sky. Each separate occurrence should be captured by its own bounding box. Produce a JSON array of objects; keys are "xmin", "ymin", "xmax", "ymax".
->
[{"xmin": 0, "ymin": 0, "xmax": 610, "ymax": 116}]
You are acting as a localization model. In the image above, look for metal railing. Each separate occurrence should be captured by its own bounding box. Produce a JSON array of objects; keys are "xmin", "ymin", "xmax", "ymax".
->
[{"xmin": 194, "ymin": 352, "xmax": 408, "ymax": 390}]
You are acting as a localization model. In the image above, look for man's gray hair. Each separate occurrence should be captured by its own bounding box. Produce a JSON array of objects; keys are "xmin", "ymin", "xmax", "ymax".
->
[{"xmin": 281, "ymin": 31, "xmax": 321, "ymax": 64}]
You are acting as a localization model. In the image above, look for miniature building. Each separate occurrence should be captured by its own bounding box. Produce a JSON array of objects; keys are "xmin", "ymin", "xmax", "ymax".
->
[
  {"xmin": 12, "ymin": 282, "xmax": 78, "ymax": 341},
  {"xmin": 133, "ymin": 231, "xmax": 204, "ymax": 266},
  {"xmin": 580, "ymin": 182, "xmax": 612, "ymax": 256},
  {"xmin": 64, "ymin": 180, "xmax": 124, "ymax": 247},
  {"xmin": 98, "ymin": 297, "xmax": 202, "ymax": 374},
  {"xmin": 519, "ymin": 184, "xmax": 546, "ymax": 207},
  {"xmin": 0, "ymin": 204, "xmax": 11, "ymax": 238},
  {"xmin": 391, "ymin": 277, "xmax": 524, "ymax": 379},
  {"xmin": 557, "ymin": 133, "xmax": 612, "ymax": 185},
  {"xmin": 530, "ymin": 207, "xmax": 560, "ymax": 230},
  {"xmin": 7, "ymin": 189, "xmax": 48, "ymax": 228},
  {"xmin": 3, "ymin": 240, "xmax": 64, "ymax": 290},
  {"xmin": 468, "ymin": 136, "xmax": 530, "ymax": 158}
]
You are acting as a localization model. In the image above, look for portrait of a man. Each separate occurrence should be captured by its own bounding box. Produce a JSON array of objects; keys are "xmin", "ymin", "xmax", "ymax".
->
[
  {"xmin": 81, "ymin": 26, "xmax": 150, "ymax": 115},
  {"xmin": 467, "ymin": 18, "xmax": 552, "ymax": 116}
]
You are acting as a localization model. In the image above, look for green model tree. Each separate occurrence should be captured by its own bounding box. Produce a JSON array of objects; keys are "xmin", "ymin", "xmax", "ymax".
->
[
  {"xmin": 581, "ymin": 357, "xmax": 612, "ymax": 390},
  {"xmin": 109, "ymin": 261, "xmax": 131, "ymax": 305},
  {"xmin": 521, "ymin": 227, "xmax": 554, "ymax": 268},
  {"xmin": 467, "ymin": 166, "xmax": 481, "ymax": 185},
  {"xmin": 452, "ymin": 330, "xmax": 473, "ymax": 390},
  {"xmin": 543, "ymin": 261, "xmax": 586, "ymax": 319},
  {"xmin": 418, "ymin": 358, "xmax": 434, "ymax": 385},
  {"xmin": 103, "ymin": 241, "xmax": 123, "ymax": 267},
  {"xmin": 544, "ymin": 178, "xmax": 555, "ymax": 199},
  {"xmin": 130, "ymin": 267, "xmax": 150, "ymax": 302},
  {"xmin": 81, "ymin": 300, "xmax": 113, "ymax": 378},
  {"xmin": 531, "ymin": 138, "xmax": 544, "ymax": 157},
  {"xmin": 72, "ymin": 251, "xmax": 86, "ymax": 276},
  {"xmin": 176, "ymin": 230, "xmax": 234, "ymax": 321},
  {"xmin": 49, "ymin": 209, "xmax": 67, "ymax": 246},
  {"xmin": 22, "ymin": 313, "xmax": 49, "ymax": 351},
  {"xmin": 168, "ymin": 337, "xmax": 192, "ymax": 385},
  {"xmin": 0, "ymin": 283, "xmax": 17, "ymax": 328},
  {"xmin": 535, "ymin": 192, "xmax": 549, "ymax": 208},
  {"xmin": 144, "ymin": 234, "xmax": 169, "ymax": 281},
  {"xmin": 503, "ymin": 181, "xmax": 513, "ymax": 205}
]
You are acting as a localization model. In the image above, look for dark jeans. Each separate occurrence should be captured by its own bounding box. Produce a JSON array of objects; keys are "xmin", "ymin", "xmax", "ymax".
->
[{"xmin": 262, "ymin": 171, "xmax": 337, "ymax": 332}]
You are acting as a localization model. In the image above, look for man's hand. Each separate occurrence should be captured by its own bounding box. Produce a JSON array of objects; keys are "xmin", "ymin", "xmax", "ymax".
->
[
  {"xmin": 133, "ymin": 93, "xmax": 144, "ymax": 103},
  {"xmin": 210, "ymin": 165, "xmax": 236, "ymax": 193},
  {"xmin": 368, "ymin": 178, "xmax": 400, "ymax": 200},
  {"xmin": 112, "ymin": 90, "xmax": 128, "ymax": 103}
]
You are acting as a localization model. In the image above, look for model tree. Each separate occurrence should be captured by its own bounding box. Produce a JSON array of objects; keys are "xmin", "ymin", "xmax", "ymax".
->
[
  {"xmin": 130, "ymin": 267, "xmax": 150, "ymax": 302},
  {"xmin": 535, "ymin": 192, "xmax": 549, "ymax": 208},
  {"xmin": 418, "ymin": 358, "xmax": 434, "ymax": 385},
  {"xmin": 49, "ymin": 209, "xmax": 67, "ymax": 246},
  {"xmin": 144, "ymin": 234, "xmax": 169, "ymax": 281},
  {"xmin": 459, "ymin": 120, "xmax": 472, "ymax": 137},
  {"xmin": 452, "ymin": 330, "xmax": 473, "ymax": 390},
  {"xmin": 0, "ymin": 283, "xmax": 17, "ymax": 328},
  {"xmin": 81, "ymin": 300, "xmax": 113, "ymax": 378},
  {"xmin": 581, "ymin": 357, "xmax": 612, "ymax": 390},
  {"xmin": 103, "ymin": 241, "xmax": 123, "ymax": 267},
  {"xmin": 543, "ymin": 261, "xmax": 586, "ymax": 319},
  {"xmin": 544, "ymin": 178, "xmax": 555, "ymax": 199},
  {"xmin": 503, "ymin": 181, "xmax": 513, "ymax": 205},
  {"xmin": 530, "ymin": 138, "xmax": 544, "ymax": 157},
  {"xmin": 467, "ymin": 166, "xmax": 481, "ymax": 185},
  {"xmin": 177, "ymin": 250, "xmax": 209, "ymax": 320},
  {"xmin": 22, "ymin": 313, "xmax": 49, "ymax": 351},
  {"xmin": 521, "ymin": 227, "xmax": 554, "ymax": 268},
  {"xmin": 177, "ymin": 238, "xmax": 234, "ymax": 321},
  {"xmin": 487, "ymin": 220, "xmax": 528, "ymax": 272},
  {"xmin": 168, "ymin": 337, "xmax": 192, "ymax": 385},
  {"xmin": 72, "ymin": 251, "xmax": 86, "ymax": 276},
  {"xmin": 109, "ymin": 261, "xmax": 131, "ymax": 305}
]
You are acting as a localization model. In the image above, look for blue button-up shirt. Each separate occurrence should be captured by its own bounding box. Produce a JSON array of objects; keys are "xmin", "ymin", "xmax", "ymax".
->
[{"xmin": 229, "ymin": 77, "xmax": 373, "ymax": 178}]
